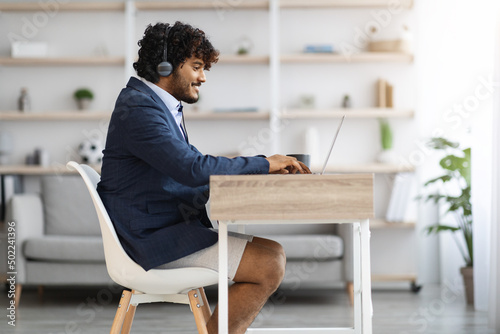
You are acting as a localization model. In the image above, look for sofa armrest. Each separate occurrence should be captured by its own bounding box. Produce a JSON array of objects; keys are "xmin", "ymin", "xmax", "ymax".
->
[{"xmin": 5, "ymin": 194, "xmax": 45, "ymax": 284}]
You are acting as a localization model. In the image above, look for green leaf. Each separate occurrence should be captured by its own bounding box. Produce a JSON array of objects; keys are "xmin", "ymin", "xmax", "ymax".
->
[
  {"xmin": 462, "ymin": 148, "xmax": 471, "ymax": 185},
  {"xmin": 428, "ymin": 137, "xmax": 459, "ymax": 150},
  {"xmin": 379, "ymin": 119, "xmax": 393, "ymax": 150},
  {"xmin": 425, "ymin": 224, "xmax": 460, "ymax": 235},
  {"xmin": 439, "ymin": 154, "xmax": 465, "ymax": 172},
  {"xmin": 424, "ymin": 174, "xmax": 452, "ymax": 186},
  {"xmin": 423, "ymin": 193, "xmax": 446, "ymax": 204}
]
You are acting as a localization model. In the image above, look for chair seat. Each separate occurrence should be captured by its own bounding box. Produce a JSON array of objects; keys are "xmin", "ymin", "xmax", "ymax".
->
[{"xmin": 110, "ymin": 265, "xmax": 219, "ymax": 295}]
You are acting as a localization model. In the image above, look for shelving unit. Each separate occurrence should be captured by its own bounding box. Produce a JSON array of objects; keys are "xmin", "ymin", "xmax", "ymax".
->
[{"xmin": 0, "ymin": 0, "xmax": 418, "ymax": 289}]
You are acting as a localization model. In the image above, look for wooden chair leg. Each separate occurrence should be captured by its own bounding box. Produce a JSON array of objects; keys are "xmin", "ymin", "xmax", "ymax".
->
[
  {"xmin": 121, "ymin": 290, "xmax": 138, "ymax": 334},
  {"xmin": 110, "ymin": 290, "xmax": 132, "ymax": 334},
  {"xmin": 188, "ymin": 288, "xmax": 211, "ymax": 334},
  {"xmin": 14, "ymin": 284, "xmax": 22, "ymax": 308},
  {"xmin": 346, "ymin": 281, "xmax": 354, "ymax": 306},
  {"xmin": 198, "ymin": 288, "xmax": 212, "ymax": 321},
  {"xmin": 37, "ymin": 285, "xmax": 44, "ymax": 302}
]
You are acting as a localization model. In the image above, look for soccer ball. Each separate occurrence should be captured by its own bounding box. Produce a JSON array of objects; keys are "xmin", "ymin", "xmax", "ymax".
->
[{"xmin": 78, "ymin": 138, "xmax": 103, "ymax": 165}]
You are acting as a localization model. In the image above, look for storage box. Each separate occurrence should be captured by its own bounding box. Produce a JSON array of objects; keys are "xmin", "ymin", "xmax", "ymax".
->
[{"xmin": 11, "ymin": 41, "xmax": 48, "ymax": 58}]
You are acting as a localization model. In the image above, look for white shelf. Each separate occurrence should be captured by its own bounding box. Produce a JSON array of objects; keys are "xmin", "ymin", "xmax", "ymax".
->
[
  {"xmin": 136, "ymin": 1, "xmax": 269, "ymax": 10},
  {"xmin": 370, "ymin": 219, "xmax": 416, "ymax": 229},
  {"xmin": 218, "ymin": 55, "xmax": 269, "ymax": 64},
  {"xmin": 0, "ymin": 2, "xmax": 125, "ymax": 11},
  {"xmin": 0, "ymin": 111, "xmax": 111, "ymax": 121},
  {"xmin": 185, "ymin": 111, "xmax": 270, "ymax": 120},
  {"xmin": 0, "ymin": 111, "xmax": 271, "ymax": 121},
  {"xmin": 0, "ymin": 165, "xmax": 101, "ymax": 175},
  {"xmin": 281, "ymin": 52, "xmax": 413, "ymax": 63},
  {"xmin": 134, "ymin": 0, "xmax": 414, "ymax": 10},
  {"xmin": 314, "ymin": 163, "xmax": 415, "ymax": 174},
  {"xmin": 0, "ymin": 57, "xmax": 125, "ymax": 66},
  {"xmin": 280, "ymin": 0, "xmax": 413, "ymax": 9},
  {"xmin": 281, "ymin": 108, "xmax": 414, "ymax": 119}
]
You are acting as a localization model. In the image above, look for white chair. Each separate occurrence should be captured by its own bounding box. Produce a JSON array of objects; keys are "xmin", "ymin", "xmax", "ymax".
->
[{"xmin": 66, "ymin": 161, "xmax": 219, "ymax": 334}]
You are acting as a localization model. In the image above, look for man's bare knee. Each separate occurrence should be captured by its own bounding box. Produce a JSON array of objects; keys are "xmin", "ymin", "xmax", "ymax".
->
[
  {"xmin": 254, "ymin": 245, "xmax": 286, "ymax": 293},
  {"xmin": 264, "ymin": 252, "xmax": 286, "ymax": 292},
  {"xmin": 234, "ymin": 242, "xmax": 286, "ymax": 290}
]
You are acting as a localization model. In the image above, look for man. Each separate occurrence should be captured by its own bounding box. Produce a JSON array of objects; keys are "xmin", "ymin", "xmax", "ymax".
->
[{"xmin": 97, "ymin": 22, "xmax": 311, "ymax": 333}]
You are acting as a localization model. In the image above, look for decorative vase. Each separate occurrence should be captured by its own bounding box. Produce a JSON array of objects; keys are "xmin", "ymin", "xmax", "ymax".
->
[
  {"xmin": 460, "ymin": 266, "xmax": 474, "ymax": 305},
  {"xmin": 376, "ymin": 149, "xmax": 399, "ymax": 164},
  {"xmin": 76, "ymin": 98, "xmax": 91, "ymax": 110}
]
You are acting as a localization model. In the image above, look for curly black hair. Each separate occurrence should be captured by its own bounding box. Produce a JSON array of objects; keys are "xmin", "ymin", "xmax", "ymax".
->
[{"xmin": 133, "ymin": 22, "xmax": 219, "ymax": 83}]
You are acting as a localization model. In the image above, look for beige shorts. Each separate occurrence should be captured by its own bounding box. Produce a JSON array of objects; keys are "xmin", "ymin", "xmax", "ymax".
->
[{"xmin": 155, "ymin": 231, "xmax": 253, "ymax": 281}]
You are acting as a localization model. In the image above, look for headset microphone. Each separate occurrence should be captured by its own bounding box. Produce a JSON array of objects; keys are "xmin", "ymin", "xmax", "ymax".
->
[{"xmin": 157, "ymin": 24, "xmax": 173, "ymax": 77}]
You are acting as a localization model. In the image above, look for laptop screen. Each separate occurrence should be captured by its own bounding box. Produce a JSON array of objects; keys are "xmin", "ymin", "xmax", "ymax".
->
[{"xmin": 320, "ymin": 115, "xmax": 346, "ymax": 175}]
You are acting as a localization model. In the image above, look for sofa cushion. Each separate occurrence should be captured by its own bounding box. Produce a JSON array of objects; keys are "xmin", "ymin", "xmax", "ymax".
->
[
  {"xmin": 24, "ymin": 236, "xmax": 105, "ymax": 262},
  {"xmin": 262, "ymin": 234, "xmax": 343, "ymax": 261},
  {"xmin": 42, "ymin": 175, "xmax": 101, "ymax": 236}
]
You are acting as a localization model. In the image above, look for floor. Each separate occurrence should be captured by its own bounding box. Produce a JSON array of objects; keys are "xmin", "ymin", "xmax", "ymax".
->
[{"xmin": 0, "ymin": 284, "xmax": 495, "ymax": 334}]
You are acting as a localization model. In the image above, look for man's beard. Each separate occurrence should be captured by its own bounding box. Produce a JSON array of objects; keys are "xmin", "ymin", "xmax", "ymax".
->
[{"xmin": 171, "ymin": 70, "xmax": 199, "ymax": 104}]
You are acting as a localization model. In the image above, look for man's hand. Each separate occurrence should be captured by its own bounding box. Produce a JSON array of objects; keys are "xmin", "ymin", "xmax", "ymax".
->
[{"xmin": 265, "ymin": 154, "xmax": 312, "ymax": 174}]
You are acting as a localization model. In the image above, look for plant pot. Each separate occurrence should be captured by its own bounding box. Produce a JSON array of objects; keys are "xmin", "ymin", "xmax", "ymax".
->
[
  {"xmin": 376, "ymin": 149, "xmax": 399, "ymax": 164},
  {"xmin": 76, "ymin": 98, "xmax": 92, "ymax": 110},
  {"xmin": 460, "ymin": 266, "xmax": 474, "ymax": 305}
]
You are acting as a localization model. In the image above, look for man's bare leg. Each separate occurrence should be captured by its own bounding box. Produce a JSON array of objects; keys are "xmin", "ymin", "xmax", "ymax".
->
[{"xmin": 206, "ymin": 237, "xmax": 286, "ymax": 334}]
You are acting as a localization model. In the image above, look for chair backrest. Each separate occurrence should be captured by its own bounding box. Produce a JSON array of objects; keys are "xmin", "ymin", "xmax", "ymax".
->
[{"xmin": 66, "ymin": 161, "xmax": 145, "ymax": 286}]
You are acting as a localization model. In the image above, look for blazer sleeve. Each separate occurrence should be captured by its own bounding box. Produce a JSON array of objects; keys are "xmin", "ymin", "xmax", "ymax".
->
[{"xmin": 118, "ymin": 99, "xmax": 269, "ymax": 187}]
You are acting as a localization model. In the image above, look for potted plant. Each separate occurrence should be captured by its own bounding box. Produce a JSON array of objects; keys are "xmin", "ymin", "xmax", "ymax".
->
[
  {"xmin": 74, "ymin": 88, "xmax": 94, "ymax": 110},
  {"xmin": 376, "ymin": 118, "xmax": 398, "ymax": 163},
  {"xmin": 419, "ymin": 137, "xmax": 473, "ymax": 304}
]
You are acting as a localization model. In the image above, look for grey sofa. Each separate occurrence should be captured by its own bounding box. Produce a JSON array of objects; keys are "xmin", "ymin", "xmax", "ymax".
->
[{"xmin": 7, "ymin": 174, "xmax": 352, "ymax": 303}]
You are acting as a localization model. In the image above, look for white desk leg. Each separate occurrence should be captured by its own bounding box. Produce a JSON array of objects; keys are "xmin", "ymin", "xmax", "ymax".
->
[
  {"xmin": 352, "ymin": 223, "xmax": 362, "ymax": 332},
  {"xmin": 360, "ymin": 219, "xmax": 373, "ymax": 334},
  {"xmin": 219, "ymin": 221, "xmax": 229, "ymax": 334}
]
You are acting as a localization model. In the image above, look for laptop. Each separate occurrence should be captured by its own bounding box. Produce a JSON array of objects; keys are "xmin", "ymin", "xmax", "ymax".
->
[{"xmin": 318, "ymin": 115, "xmax": 346, "ymax": 175}]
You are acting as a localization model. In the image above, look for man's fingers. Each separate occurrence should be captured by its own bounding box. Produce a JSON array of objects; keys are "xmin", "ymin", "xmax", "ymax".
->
[{"xmin": 291, "ymin": 160, "xmax": 311, "ymax": 174}]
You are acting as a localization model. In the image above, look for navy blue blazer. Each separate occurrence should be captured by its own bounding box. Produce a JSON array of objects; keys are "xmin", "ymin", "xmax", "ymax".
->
[{"xmin": 97, "ymin": 77, "xmax": 269, "ymax": 271}]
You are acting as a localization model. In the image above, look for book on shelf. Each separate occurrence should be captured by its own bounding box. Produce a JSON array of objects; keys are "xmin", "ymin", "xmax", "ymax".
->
[
  {"xmin": 385, "ymin": 172, "xmax": 416, "ymax": 223},
  {"xmin": 377, "ymin": 78, "xmax": 394, "ymax": 108}
]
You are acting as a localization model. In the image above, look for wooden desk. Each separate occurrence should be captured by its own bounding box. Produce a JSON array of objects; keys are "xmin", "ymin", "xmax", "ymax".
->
[{"xmin": 210, "ymin": 174, "xmax": 374, "ymax": 334}]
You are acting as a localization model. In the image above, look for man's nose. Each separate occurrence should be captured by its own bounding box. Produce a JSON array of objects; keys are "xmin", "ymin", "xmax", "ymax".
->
[{"xmin": 199, "ymin": 69, "xmax": 206, "ymax": 82}]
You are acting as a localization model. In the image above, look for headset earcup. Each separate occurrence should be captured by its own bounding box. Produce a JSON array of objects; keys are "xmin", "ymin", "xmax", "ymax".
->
[{"xmin": 157, "ymin": 61, "xmax": 173, "ymax": 77}]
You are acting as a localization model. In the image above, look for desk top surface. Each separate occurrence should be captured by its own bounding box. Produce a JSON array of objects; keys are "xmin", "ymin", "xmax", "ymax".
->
[{"xmin": 210, "ymin": 174, "xmax": 374, "ymax": 221}]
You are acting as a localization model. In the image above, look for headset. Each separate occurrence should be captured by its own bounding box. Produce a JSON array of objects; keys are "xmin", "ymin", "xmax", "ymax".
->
[{"xmin": 157, "ymin": 24, "xmax": 173, "ymax": 77}]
